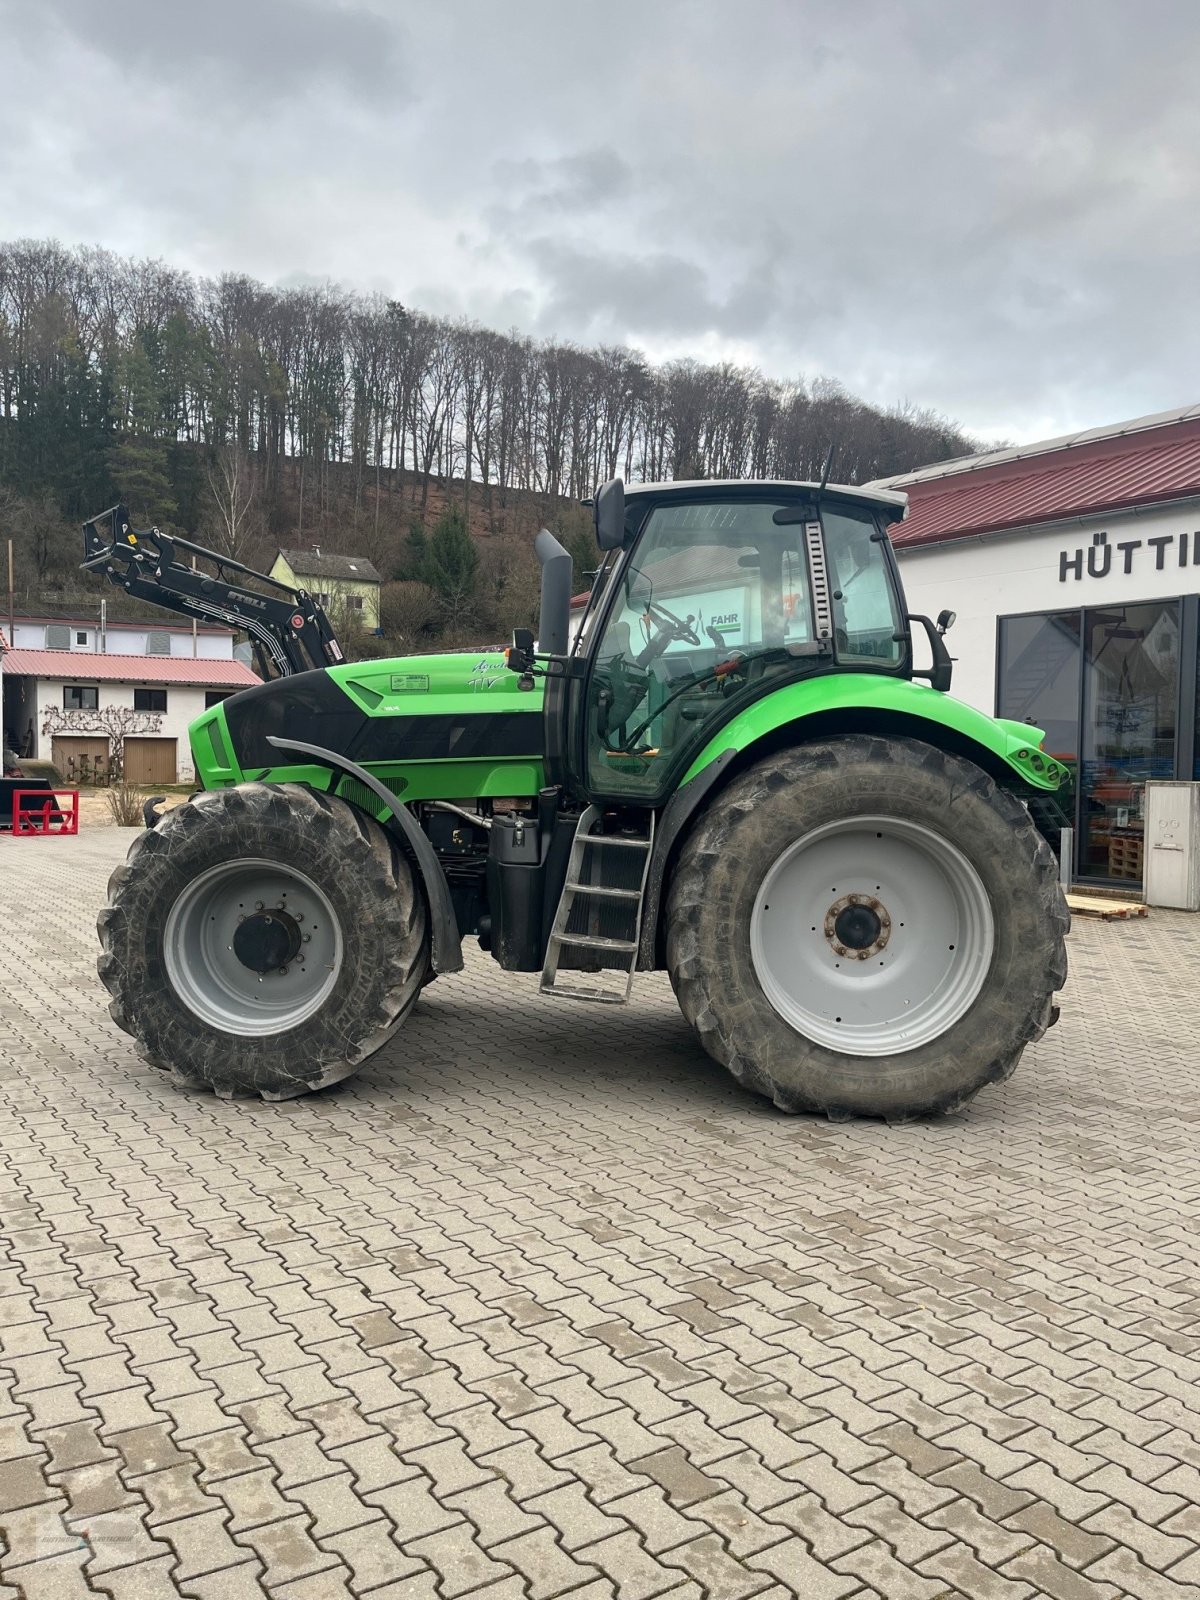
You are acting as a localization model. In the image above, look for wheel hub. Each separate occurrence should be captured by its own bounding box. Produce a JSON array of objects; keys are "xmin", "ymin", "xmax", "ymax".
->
[
  {"xmin": 826, "ymin": 893, "xmax": 890, "ymax": 959},
  {"xmin": 232, "ymin": 910, "xmax": 303, "ymax": 974},
  {"xmin": 163, "ymin": 859, "xmax": 342, "ymax": 1036}
]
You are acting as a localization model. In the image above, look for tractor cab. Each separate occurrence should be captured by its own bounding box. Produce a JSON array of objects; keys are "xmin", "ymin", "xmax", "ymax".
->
[{"xmin": 528, "ymin": 479, "xmax": 948, "ymax": 805}]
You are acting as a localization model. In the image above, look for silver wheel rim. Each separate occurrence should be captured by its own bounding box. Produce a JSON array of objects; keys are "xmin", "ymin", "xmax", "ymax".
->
[
  {"xmin": 163, "ymin": 858, "xmax": 343, "ymax": 1036},
  {"xmin": 750, "ymin": 816, "xmax": 994, "ymax": 1057}
]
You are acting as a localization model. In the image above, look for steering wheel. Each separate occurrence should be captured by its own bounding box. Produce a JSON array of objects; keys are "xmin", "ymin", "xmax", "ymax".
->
[{"xmin": 643, "ymin": 598, "xmax": 701, "ymax": 647}]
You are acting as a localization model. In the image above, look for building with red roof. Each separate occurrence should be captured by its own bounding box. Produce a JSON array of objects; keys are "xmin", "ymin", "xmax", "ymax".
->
[
  {"xmin": 1, "ymin": 615, "xmax": 259, "ymax": 785},
  {"xmin": 872, "ymin": 403, "xmax": 1200, "ymax": 887}
]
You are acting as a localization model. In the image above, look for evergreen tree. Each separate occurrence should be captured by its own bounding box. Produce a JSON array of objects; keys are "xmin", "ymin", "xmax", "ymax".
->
[{"xmin": 421, "ymin": 506, "xmax": 479, "ymax": 630}]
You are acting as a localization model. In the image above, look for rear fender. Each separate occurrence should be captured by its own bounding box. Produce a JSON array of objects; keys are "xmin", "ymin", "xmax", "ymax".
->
[{"xmin": 681, "ymin": 675, "xmax": 1067, "ymax": 793}]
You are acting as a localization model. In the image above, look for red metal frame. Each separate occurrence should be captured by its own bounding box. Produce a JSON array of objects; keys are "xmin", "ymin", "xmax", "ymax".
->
[{"xmin": 11, "ymin": 789, "xmax": 80, "ymax": 836}]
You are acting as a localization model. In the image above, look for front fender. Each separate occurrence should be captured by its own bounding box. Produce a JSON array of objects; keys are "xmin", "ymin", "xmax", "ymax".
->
[{"xmin": 679, "ymin": 674, "xmax": 1068, "ymax": 794}]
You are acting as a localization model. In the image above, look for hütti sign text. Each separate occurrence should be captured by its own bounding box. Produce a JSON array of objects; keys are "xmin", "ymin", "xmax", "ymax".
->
[{"xmin": 1060, "ymin": 528, "xmax": 1200, "ymax": 582}]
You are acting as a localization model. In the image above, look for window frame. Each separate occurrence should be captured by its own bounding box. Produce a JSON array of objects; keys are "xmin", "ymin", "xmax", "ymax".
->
[
  {"xmin": 63, "ymin": 684, "xmax": 99, "ymax": 711},
  {"xmin": 134, "ymin": 687, "xmax": 168, "ymax": 713}
]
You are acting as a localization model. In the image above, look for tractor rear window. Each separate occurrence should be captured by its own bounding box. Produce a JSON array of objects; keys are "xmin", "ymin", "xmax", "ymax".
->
[{"xmin": 822, "ymin": 504, "xmax": 904, "ymax": 666}]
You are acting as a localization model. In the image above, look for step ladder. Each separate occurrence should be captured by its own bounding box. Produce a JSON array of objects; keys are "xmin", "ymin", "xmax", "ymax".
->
[{"xmin": 540, "ymin": 805, "xmax": 655, "ymax": 1003}]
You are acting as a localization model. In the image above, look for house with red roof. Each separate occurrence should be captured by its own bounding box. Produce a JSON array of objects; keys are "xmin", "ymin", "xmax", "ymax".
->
[
  {"xmin": 1, "ymin": 614, "xmax": 259, "ymax": 785},
  {"xmin": 873, "ymin": 402, "xmax": 1200, "ymax": 887}
]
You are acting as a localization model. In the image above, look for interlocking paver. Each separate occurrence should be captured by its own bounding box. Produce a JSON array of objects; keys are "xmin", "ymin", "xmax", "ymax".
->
[{"xmin": 4, "ymin": 830, "xmax": 1200, "ymax": 1599}]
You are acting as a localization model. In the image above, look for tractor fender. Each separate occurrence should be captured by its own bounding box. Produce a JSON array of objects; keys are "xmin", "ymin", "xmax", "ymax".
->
[
  {"xmin": 680, "ymin": 675, "xmax": 1068, "ymax": 794},
  {"xmin": 265, "ymin": 736, "xmax": 464, "ymax": 974}
]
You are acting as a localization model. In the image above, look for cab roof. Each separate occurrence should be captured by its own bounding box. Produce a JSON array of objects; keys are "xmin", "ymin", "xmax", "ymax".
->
[{"xmin": 623, "ymin": 479, "xmax": 909, "ymax": 521}]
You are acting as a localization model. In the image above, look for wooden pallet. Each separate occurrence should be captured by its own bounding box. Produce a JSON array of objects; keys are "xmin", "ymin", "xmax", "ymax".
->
[
  {"xmin": 1066, "ymin": 891, "xmax": 1148, "ymax": 921},
  {"xmin": 1107, "ymin": 833, "xmax": 1144, "ymax": 881}
]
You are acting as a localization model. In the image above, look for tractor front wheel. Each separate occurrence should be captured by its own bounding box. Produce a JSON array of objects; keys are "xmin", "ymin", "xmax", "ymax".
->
[
  {"xmin": 98, "ymin": 783, "xmax": 429, "ymax": 1099},
  {"xmin": 666, "ymin": 737, "xmax": 1068, "ymax": 1120}
]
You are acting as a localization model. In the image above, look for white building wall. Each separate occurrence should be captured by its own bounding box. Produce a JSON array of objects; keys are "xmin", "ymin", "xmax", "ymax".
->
[
  {"xmin": 34, "ymin": 678, "xmax": 220, "ymax": 780},
  {"xmin": 12, "ymin": 621, "xmax": 233, "ymax": 659},
  {"xmin": 895, "ymin": 499, "xmax": 1200, "ymax": 717}
]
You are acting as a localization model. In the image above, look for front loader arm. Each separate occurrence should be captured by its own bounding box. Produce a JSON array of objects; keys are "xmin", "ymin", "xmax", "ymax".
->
[{"xmin": 82, "ymin": 504, "xmax": 344, "ymax": 679}]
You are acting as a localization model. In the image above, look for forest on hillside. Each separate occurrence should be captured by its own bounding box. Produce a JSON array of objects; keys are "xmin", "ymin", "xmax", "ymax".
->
[{"xmin": 0, "ymin": 238, "xmax": 981, "ymax": 652}]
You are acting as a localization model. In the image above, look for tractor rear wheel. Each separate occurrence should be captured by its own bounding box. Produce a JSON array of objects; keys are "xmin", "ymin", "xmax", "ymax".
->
[
  {"xmin": 666, "ymin": 736, "xmax": 1068, "ymax": 1121},
  {"xmin": 98, "ymin": 783, "xmax": 428, "ymax": 1099}
]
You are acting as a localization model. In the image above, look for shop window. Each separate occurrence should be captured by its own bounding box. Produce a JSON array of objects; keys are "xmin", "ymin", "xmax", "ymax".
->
[
  {"xmin": 997, "ymin": 611, "xmax": 1082, "ymax": 848},
  {"xmin": 64, "ymin": 685, "xmax": 99, "ymax": 710},
  {"xmin": 134, "ymin": 688, "xmax": 168, "ymax": 712},
  {"xmin": 1080, "ymin": 602, "xmax": 1178, "ymax": 882}
]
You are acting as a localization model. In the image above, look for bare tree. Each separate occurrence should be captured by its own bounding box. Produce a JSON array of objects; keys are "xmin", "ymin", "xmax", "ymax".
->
[{"xmin": 203, "ymin": 443, "xmax": 260, "ymax": 562}]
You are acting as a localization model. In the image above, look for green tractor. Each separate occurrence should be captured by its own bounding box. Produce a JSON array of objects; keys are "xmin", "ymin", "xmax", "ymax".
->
[{"xmin": 89, "ymin": 480, "xmax": 1068, "ymax": 1119}]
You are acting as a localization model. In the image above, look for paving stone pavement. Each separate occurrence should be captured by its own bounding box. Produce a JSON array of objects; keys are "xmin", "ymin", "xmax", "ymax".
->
[{"xmin": 2, "ymin": 829, "xmax": 1200, "ymax": 1599}]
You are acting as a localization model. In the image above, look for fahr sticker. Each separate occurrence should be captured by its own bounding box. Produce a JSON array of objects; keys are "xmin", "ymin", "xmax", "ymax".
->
[{"xmin": 389, "ymin": 673, "xmax": 430, "ymax": 692}]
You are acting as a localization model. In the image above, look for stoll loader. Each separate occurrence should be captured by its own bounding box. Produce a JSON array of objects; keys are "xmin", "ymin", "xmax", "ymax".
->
[{"xmin": 85, "ymin": 481, "xmax": 1069, "ymax": 1120}]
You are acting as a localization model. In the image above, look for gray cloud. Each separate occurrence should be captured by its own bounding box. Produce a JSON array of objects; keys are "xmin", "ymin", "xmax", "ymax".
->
[
  {"xmin": 1, "ymin": 0, "xmax": 1198, "ymax": 442},
  {"xmin": 22, "ymin": 0, "xmax": 406, "ymax": 106}
]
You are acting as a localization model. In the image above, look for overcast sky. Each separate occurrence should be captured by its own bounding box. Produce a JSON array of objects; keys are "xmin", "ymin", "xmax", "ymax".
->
[{"xmin": 2, "ymin": 0, "xmax": 1197, "ymax": 445}]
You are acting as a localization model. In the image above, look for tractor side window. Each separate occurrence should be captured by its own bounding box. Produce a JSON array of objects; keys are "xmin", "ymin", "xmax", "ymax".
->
[
  {"xmin": 823, "ymin": 505, "xmax": 903, "ymax": 666},
  {"xmin": 585, "ymin": 500, "xmax": 813, "ymax": 798}
]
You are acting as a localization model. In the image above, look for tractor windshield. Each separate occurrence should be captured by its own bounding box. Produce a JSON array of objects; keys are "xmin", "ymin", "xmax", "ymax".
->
[{"xmin": 582, "ymin": 496, "xmax": 904, "ymax": 798}]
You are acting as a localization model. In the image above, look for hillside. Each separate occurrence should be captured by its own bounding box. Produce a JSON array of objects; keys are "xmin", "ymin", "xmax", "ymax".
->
[{"xmin": 0, "ymin": 237, "xmax": 982, "ymax": 654}]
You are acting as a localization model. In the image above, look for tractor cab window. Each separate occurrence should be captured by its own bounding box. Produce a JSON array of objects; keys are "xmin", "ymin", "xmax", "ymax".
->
[
  {"xmin": 585, "ymin": 499, "xmax": 818, "ymax": 797},
  {"xmin": 823, "ymin": 503, "xmax": 904, "ymax": 666}
]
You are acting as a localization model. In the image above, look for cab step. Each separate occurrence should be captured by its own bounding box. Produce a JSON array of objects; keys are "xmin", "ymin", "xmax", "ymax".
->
[{"xmin": 541, "ymin": 806, "xmax": 654, "ymax": 1004}]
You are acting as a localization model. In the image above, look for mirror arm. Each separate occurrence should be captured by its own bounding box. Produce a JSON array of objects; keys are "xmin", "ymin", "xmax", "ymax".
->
[{"xmin": 907, "ymin": 613, "xmax": 954, "ymax": 693}]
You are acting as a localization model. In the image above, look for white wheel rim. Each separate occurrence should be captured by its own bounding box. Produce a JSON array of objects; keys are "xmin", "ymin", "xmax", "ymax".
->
[
  {"xmin": 163, "ymin": 858, "xmax": 344, "ymax": 1036},
  {"xmin": 750, "ymin": 816, "xmax": 994, "ymax": 1057}
]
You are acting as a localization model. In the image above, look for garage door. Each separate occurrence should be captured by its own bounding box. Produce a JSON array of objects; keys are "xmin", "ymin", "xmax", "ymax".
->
[
  {"xmin": 51, "ymin": 736, "xmax": 111, "ymax": 784},
  {"xmin": 123, "ymin": 738, "xmax": 177, "ymax": 786}
]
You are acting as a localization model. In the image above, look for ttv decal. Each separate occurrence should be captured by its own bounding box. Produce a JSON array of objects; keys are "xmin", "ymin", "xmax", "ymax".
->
[{"xmin": 469, "ymin": 659, "xmax": 504, "ymax": 691}]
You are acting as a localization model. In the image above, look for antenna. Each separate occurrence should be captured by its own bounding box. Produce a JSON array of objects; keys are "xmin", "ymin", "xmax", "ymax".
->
[{"xmin": 819, "ymin": 442, "xmax": 836, "ymax": 491}]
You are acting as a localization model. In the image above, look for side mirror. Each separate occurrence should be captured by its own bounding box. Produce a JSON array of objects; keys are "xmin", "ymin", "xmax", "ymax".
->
[
  {"xmin": 908, "ymin": 614, "xmax": 954, "ymax": 694},
  {"xmin": 594, "ymin": 479, "xmax": 626, "ymax": 550}
]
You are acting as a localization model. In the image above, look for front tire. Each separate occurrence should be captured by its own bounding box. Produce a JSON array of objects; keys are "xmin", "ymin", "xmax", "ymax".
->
[
  {"xmin": 666, "ymin": 737, "xmax": 1068, "ymax": 1120},
  {"xmin": 98, "ymin": 783, "xmax": 429, "ymax": 1100}
]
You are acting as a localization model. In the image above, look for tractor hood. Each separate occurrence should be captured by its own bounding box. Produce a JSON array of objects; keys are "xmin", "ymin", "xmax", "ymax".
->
[{"xmin": 189, "ymin": 651, "xmax": 547, "ymax": 802}]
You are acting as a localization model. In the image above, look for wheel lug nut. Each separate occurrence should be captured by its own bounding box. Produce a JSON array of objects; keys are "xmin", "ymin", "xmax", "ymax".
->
[{"xmin": 254, "ymin": 901, "xmax": 264, "ymax": 911}]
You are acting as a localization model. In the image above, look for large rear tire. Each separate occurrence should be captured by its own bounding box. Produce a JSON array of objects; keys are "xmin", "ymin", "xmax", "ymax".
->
[
  {"xmin": 98, "ymin": 783, "xmax": 429, "ymax": 1100},
  {"xmin": 666, "ymin": 737, "xmax": 1068, "ymax": 1121}
]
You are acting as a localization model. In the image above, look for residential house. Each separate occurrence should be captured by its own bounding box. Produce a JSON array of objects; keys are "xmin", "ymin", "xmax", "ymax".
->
[
  {"xmin": 1, "ymin": 615, "xmax": 259, "ymax": 784},
  {"xmin": 270, "ymin": 548, "xmax": 382, "ymax": 632}
]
